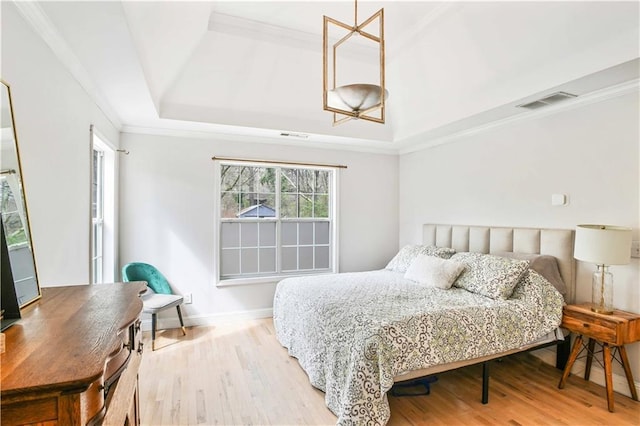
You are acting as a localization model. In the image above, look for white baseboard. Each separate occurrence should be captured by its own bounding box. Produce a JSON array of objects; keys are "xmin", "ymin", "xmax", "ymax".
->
[
  {"xmin": 531, "ymin": 346, "xmax": 640, "ymax": 399},
  {"xmin": 139, "ymin": 307, "xmax": 273, "ymax": 332}
]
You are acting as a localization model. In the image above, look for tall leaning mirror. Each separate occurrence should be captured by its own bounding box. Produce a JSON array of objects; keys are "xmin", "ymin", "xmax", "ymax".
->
[{"xmin": 1, "ymin": 80, "xmax": 41, "ymax": 308}]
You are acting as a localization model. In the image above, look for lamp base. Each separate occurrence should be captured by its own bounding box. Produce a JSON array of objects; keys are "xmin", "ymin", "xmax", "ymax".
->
[
  {"xmin": 591, "ymin": 265, "xmax": 614, "ymax": 315},
  {"xmin": 590, "ymin": 304, "xmax": 614, "ymax": 315}
]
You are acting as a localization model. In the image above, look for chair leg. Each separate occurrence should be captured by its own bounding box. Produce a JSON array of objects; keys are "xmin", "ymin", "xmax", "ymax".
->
[
  {"xmin": 151, "ymin": 313, "xmax": 157, "ymax": 351},
  {"xmin": 176, "ymin": 305, "xmax": 187, "ymax": 335}
]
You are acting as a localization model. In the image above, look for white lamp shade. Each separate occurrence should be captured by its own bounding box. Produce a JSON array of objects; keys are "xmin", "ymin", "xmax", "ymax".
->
[{"xmin": 574, "ymin": 224, "xmax": 632, "ymax": 265}]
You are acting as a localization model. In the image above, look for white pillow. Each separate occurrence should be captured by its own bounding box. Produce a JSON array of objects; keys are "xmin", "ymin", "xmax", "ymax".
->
[{"xmin": 404, "ymin": 255, "xmax": 466, "ymax": 289}]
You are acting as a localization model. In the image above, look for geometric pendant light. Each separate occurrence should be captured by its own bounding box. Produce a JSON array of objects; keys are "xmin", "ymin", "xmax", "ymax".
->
[{"xmin": 323, "ymin": 0, "xmax": 388, "ymax": 125}]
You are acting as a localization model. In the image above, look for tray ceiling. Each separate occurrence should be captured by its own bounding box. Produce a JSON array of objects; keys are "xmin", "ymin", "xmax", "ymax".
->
[{"xmin": 19, "ymin": 1, "xmax": 640, "ymax": 152}]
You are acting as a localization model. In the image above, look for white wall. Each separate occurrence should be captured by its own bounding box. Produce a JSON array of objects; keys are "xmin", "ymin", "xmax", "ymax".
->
[
  {"xmin": 399, "ymin": 91, "xmax": 640, "ymax": 393},
  {"xmin": 119, "ymin": 132, "xmax": 399, "ymax": 323},
  {"xmin": 1, "ymin": 3, "xmax": 120, "ymax": 286}
]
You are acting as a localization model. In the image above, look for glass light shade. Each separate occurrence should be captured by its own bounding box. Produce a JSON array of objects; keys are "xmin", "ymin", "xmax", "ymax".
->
[
  {"xmin": 592, "ymin": 265, "xmax": 613, "ymax": 314},
  {"xmin": 330, "ymin": 84, "xmax": 389, "ymax": 112}
]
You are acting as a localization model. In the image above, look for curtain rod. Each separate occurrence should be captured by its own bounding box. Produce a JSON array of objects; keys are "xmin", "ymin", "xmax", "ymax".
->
[{"xmin": 211, "ymin": 156, "xmax": 347, "ymax": 169}]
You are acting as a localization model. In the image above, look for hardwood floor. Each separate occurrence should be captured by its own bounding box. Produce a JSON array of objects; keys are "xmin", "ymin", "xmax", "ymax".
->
[{"xmin": 139, "ymin": 319, "xmax": 640, "ymax": 425}]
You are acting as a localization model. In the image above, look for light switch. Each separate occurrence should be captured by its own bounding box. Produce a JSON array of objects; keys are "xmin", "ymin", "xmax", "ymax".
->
[{"xmin": 551, "ymin": 194, "xmax": 567, "ymax": 206}]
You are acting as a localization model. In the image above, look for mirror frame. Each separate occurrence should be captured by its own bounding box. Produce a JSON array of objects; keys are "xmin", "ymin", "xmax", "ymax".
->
[{"xmin": 1, "ymin": 79, "xmax": 41, "ymax": 308}]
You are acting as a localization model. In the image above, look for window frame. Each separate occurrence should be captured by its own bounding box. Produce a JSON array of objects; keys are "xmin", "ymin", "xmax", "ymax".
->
[
  {"xmin": 90, "ymin": 127, "xmax": 117, "ymax": 285},
  {"xmin": 91, "ymin": 147, "xmax": 105, "ymax": 284},
  {"xmin": 214, "ymin": 160, "xmax": 339, "ymax": 286}
]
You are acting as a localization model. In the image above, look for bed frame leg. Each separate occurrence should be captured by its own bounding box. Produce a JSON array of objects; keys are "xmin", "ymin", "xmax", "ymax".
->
[
  {"xmin": 556, "ymin": 338, "xmax": 571, "ymax": 370},
  {"xmin": 482, "ymin": 361, "xmax": 489, "ymax": 404}
]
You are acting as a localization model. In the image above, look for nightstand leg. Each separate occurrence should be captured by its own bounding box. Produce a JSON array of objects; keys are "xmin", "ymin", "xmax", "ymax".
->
[
  {"xmin": 584, "ymin": 338, "xmax": 595, "ymax": 380},
  {"xmin": 618, "ymin": 345, "xmax": 638, "ymax": 401},
  {"xmin": 559, "ymin": 335, "xmax": 583, "ymax": 389},
  {"xmin": 603, "ymin": 344, "xmax": 614, "ymax": 412}
]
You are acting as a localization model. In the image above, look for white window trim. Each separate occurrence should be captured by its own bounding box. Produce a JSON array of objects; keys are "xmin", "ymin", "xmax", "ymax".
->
[
  {"xmin": 90, "ymin": 127, "xmax": 117, "ymax": 284},
  {"xmin": 92, "ymin": 148, "xmax": 104, "ymax": 284},
  {"xmin": 213, "ymin": 160, "xmax": 340, "ymax": 287}
]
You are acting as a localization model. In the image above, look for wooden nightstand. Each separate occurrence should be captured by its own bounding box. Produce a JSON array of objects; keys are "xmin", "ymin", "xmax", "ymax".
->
[{"xmin": 558, "ymin": 303, "xmax": 640, "ymax": 412}]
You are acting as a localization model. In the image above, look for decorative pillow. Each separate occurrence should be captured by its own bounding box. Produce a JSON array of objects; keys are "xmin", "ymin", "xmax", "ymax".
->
[
  {"xmin": 451, "ymin": 252, "xmax": 529, "ymax": 300},
  {"xmin": 386, "ymin": 245, "xmax": 456, "ymax": 273},
  {"xmin": 404, "ymin": 255, "xmax": 466, "ymax": 289},
  {"xmin": 494, "ymin": 252, "xmax": 567, "ymax": 297}
]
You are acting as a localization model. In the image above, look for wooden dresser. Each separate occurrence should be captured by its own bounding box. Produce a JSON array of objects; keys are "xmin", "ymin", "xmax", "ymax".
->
[{"xmin": 1, "ymin": 282, "xmax": 146, "ymax": 425}]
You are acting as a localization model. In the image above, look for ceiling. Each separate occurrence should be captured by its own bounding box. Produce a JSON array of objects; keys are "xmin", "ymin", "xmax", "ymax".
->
[{"xmin": 16, "ymin": 1, "xmax": 640, "ymax": 152}]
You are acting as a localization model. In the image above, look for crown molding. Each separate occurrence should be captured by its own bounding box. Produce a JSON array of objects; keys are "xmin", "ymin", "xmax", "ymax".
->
[
  {"xmin": 120, "ymin": 124, "xmax": 398, "ymax": 156},
  {"xmin": 12, "ymin": 0, "xmax": 123, "ymax": 130},
  {"xmin": 398, "ymin": 78, "xmax": 640, "ymax": 155},
  {"xmin": 123, "ymin": 78, "xmax": 638, "ymax": 157}
]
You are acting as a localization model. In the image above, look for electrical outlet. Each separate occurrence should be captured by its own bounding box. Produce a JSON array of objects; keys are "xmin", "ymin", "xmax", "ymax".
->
[
  {"xmin": 631, "ymin": 241, "xmax": 640, "ymax": 259},
  {"xmin": 183, "ymin": 293, "xmax": 192, "ymax": 304}
]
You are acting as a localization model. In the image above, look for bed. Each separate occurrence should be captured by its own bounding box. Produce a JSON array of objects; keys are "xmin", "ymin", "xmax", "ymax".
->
[{"xmin": 273, "ymin": 224, "xmax": 575, "ymax": 425}]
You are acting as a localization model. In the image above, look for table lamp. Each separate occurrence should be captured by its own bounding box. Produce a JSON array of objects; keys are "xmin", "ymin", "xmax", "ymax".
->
[{"xmin": 574, "ymin": 224, "xmax": 632, "ymax": 314}]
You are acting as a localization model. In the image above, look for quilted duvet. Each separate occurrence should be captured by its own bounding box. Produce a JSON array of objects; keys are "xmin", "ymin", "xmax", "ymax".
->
[{"xmin": 273, "ymin": 269, "xmax": 563, "ymax": 425}]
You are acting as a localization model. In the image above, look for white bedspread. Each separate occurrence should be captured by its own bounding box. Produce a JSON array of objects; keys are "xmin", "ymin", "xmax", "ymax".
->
[{"xmin": 273, "ymin": 269, "xmax": 563, "ymax": 425}]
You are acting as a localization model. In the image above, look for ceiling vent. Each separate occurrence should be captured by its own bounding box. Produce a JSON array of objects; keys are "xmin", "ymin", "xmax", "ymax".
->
[
  {"xmin": 280, "ymin": 132, "xmax": 309, "ymax": 139},
  {"xmin": 517, "ymin": 91, "xmax": 577, "ymax": 110}
]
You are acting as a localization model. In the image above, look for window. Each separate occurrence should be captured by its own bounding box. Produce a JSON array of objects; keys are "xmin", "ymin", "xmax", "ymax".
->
[
  {"xmin": 90, "ymin": 129, "xmax": 116, "ymax": 284},
  {"xmin": 91, "ymin": 148, "xmax": 104, "ymax": 284},
  {"xmin": 216, "ymin": 161, "xmax": 338, "ymax": 284}
]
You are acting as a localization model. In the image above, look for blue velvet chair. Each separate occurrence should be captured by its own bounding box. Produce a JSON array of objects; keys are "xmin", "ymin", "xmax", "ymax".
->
[{"xmin": 122, "ymin": 262, "xmax": 186, "ymax": 350}]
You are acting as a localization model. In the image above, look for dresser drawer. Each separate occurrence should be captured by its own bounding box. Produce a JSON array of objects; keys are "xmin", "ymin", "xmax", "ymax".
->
[{"xmin": 105, "ymin": 320, "xmax": 142, "ymax": 395}]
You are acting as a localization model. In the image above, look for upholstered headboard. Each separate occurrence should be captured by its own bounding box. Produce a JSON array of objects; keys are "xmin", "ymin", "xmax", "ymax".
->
[{"xmin": 423, "ymin": 224, "xmax": 575, "ymax": 303}]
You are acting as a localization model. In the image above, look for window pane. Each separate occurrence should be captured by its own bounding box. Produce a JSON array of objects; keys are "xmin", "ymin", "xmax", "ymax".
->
[
  {"xmin": 3, "ymin": 212, "xmax": 26, "ymax": 246},
  {"xmin": 221, "ymin": 192, "xmax": 239, "ymax": 218},
  {"xmin": 221, "ymin": 222, "xmax": 240, "ymax": 248},
  {"xmin": 257, "ymin": 194, "xmax": 276, "ymax": 218},
  {"xmin": 299, "ymin": 247, "xmax": 313, "ymax": 270},
  {"xmin": 1, "ymin": 181, "xmax": 18, "ymax": 211},
  {"xmin": 281, "ymin": 247, "xmax": 297, "ymax": 271},
  {"xmin": 240, "ymin": 222, "xmax": 258, "ymax": 247},
  {"xmin": 281, "ymin": 194, "xmax": 297, "ymax": 218},
  {"xmin": 92, "ymin": 150, "xmax": 102, "ymax": 219},
  {"xmin": 281, "ymin": 222, "xmax": 297, "ymax": 245},
  {"xmin": 256, "ymin": 167, "xmax": 276, "ymax": 193},
  {"xmin": 298, "ymin": 169, "xmax": 313, "ymax": 193},
  {"xmin": 314, "ymin": 194, "xmax": 329, "ymax": 218},
  {"xmin": 259, "ymin": 248, "xmax": 276, "ymax": 273},
  {"xmin": 91, "ymin": 223, "xmax": 98, "ymax": 254},
  {"xmin": 259, "ymin": 222, "xmax": 276, "ymax": 246},
  {"xmin": 91, "ymin": 176, "xmax": 97, "ymax": 218},
  {"xmin": 240, "ymin": 192, "xmax": 258, "ymax": 212},
  {"xmin": 281, "ymin": 168, "xmax": 298, "ymax": 192},
  {"xmin": 221, "ymin": 249, "xmax": 240, "ymax": 275},
  {"xmin": 314, "ymin": 170, "xmax": 329, "ymax": 193},
  {"xmin": 240, "ymin": 167, "xmax": 258, "ymax": 192},
  {"xmin": 315, "ymin": 222, "xmax": 330, "ymax": 244},
  {"xmin": 298, "ymin": 195, "xmax": 313, "ymax": 218},
  {"xmin": 315, "ymin": 246, "xmax": 330, "ymax": 269},
  {"xmin": 299, "ymin": 222, "xmax": 313, "ymax": 245},
  {"xmin": 221, "ymin": 165, "xmax": 242, "ymax": 191},
  {"xmin": 241, "ymin": 248, "xmax": 258, "ymax": 273},
  {"xmin": 95, "ymin": 222, "xmax": 103, "ymax": 256}
]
